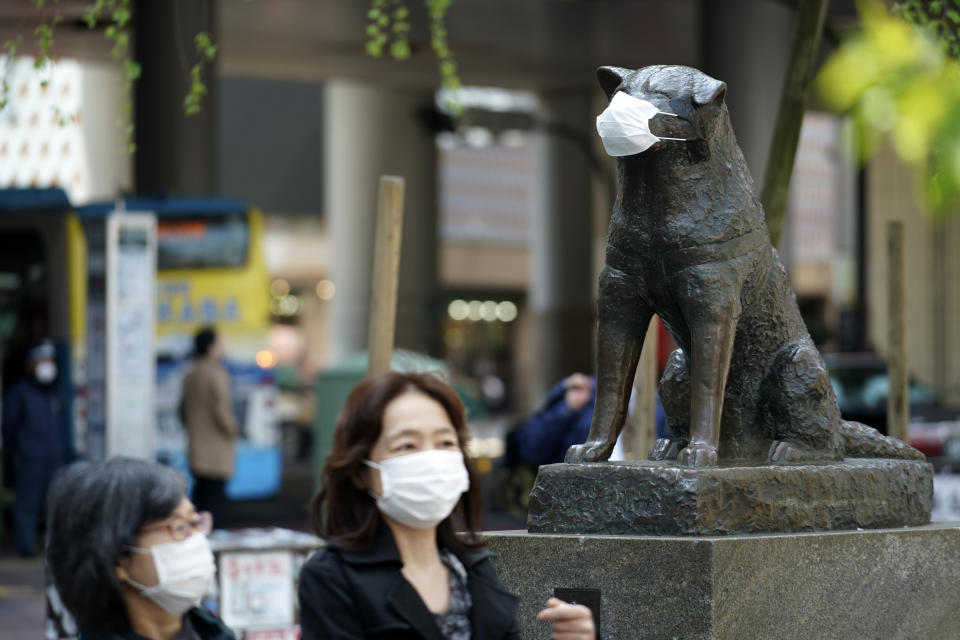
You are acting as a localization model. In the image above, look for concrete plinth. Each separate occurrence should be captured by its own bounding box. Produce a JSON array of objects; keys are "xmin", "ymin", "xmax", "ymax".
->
[
  {"xmin": 485, "ymin": 524, "xmax": 960, "ymax": 640},
  {"xmin": 528, "ymin": 459, "xmax": 933, "ymax": 535}
]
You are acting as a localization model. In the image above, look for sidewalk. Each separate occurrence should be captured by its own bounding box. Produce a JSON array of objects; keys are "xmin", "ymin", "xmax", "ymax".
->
[{"xmin": 0, "ymin": 555, "xmax": 46, "ymax": 639}]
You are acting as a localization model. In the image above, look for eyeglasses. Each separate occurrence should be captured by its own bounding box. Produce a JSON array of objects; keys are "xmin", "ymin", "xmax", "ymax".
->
[{"xmin": 140, "ymin": 511, "xmax": 213, "ymax": 541}]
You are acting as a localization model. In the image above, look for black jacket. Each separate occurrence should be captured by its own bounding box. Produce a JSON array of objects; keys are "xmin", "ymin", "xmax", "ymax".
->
[
  {"xmin": 298, "ymin": 524, "xmax": 520, "ymax": 639},
  {"xmin": 81, "ymin": 607, "xmax": 236, "ymax": 640}
]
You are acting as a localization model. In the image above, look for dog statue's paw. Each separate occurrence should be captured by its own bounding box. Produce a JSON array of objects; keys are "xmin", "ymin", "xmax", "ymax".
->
[
  {"xmin": 565, "ymin": 440, "xmax": 614, "ymax": 463},
  {"xmin": 769, "ymin": 440, "xmax": 801, "ymax": 463},
  {"xmin": 649, "ymin": 438, "xmax": 686, "ymax": 461},
  {"xmin": 768, "ymin": 440, "xmax": 835, "ymax": 463},
  {"xmin": 676, "ymin": 442, "xmax": 718, "ymax": 467}
]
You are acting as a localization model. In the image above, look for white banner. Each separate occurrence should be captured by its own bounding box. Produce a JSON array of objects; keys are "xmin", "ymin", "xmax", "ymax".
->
[{"xmin": 106, "ymin": 211, "xmax": 157, "ymax": 458}]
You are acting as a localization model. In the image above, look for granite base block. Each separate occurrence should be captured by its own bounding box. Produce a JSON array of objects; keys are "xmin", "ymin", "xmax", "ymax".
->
[
  {"xmin": 485, "ymin": 524, "xmax": 960, "ymax": 640},
  {"xmin": 528, "ymin": 459, "xmax": 933, "ymax": 535}
]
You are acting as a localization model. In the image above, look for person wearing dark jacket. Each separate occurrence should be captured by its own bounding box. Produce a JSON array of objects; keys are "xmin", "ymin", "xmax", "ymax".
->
[
  {"xmin": 513, "ymin": 373, "xmax": 595, "ymax": 466},
  {"xmin": 299, "ymin": 371, "xmax": 594, "ymax": 640},
  {"xmin": 301, "ymin": 522, "xmax": 521, "ymax": 639},
  {"xmin": 1, "ymin": 340, "xmax": 63, "ymax": 556},
  {"xmin": 46, "ymin": 458, "xmax": 235, "ymax": 640}
]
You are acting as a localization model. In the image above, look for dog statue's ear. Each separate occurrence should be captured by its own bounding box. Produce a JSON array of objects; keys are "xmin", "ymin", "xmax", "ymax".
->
[
  {"xmin": 597, "ymin": 66, "xmax": 630, "ymax": 100},
  {"xmin": 692, "ymin": 75, "xmax": 727, "ymax": 107}
]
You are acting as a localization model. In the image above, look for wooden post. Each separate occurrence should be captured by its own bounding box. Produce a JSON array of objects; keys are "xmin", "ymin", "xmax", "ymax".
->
[
  {"xmin": 887, "ymin": 220, "xmax": 908, "ymax": 442},
  {"xmin": 630, "ymin": 317, "xmax": 659, "ymax": 460},
  {"xmin": 367, "ymin": 176, "xmax": 406, "ymax": 375}
]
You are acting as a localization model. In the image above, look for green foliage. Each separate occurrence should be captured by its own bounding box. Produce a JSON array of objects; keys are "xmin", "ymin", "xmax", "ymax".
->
[
  {"xmin": 2, "ymin": 35, "xmax": 23, "ymax": 57},
  {"xmin": 365, "ymin": 0, "xmax": 461, "ymax": 112},
  {"xmin": 818, "ymin": 0, "xmax": 960, "ymax": 215},
  {"xmin": 184, "ymin": 65, "xmax": 207, "ymax": 116},
  {"xmin": 0, "ymin": 36, "xmax": 22, "ymax": 110},
  {"xmin": 31, "ymin": 0, "xmax": 64, "ymax": 76},
  {"xmin": 184, "ymin": 32, "xmax": 218, "ymax": 116},
  {"xmin": 366, "ymin": 0, "xmax": 412, "ymax": 59},
  {"xmin": 33, "ymin": 18, "xmax": 60, "ymax": 72},
  {"xmin": 427, "ymin": 0, "xmax": 460, "ymax": 112},
  {"xmin": 83, "ymin": 0, "xmax": 138, "ymax": 152},
  {"xmin": 4, "ymin": 0, "xmax": 217, "ymax": 154},
  {"xmin": 194, "ymin": 32, "xmax": 218, "ymax": 62},
  {"xmin": 895, "ymin": 0, "xmax": 960, "ymax": 58}
]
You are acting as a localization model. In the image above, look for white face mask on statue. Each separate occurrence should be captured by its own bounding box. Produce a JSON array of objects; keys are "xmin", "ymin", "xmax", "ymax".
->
[
  {"xmin": 596, "ymin": 91, "xmax": 691, "ymax": 156},
  {"xmin": 125, "ymin": 533, "xmax": 216, "ymax": 615},
  {"xmin": 365, "ymin": 449, "xmax": 470, "ymax": 529}
]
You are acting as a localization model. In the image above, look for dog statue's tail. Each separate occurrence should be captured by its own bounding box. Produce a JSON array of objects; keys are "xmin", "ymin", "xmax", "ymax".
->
[{"xmin": 840, "ymin": 420, "xmax": 926, "ymax": 460}]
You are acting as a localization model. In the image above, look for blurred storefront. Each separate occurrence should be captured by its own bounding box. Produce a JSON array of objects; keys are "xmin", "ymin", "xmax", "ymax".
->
[{"xmin": 3, "ymin": 0, "xmax": 957, "ymax": 432}]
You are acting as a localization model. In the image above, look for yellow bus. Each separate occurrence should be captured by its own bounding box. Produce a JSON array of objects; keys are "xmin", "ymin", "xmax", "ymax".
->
[
  {"xmin": 0, "ymin": 189, "xmax": 280, "ymax": 499},
  {"xmin": 76, "ymin": 195, "xmax": 280, "ymax": 499}
]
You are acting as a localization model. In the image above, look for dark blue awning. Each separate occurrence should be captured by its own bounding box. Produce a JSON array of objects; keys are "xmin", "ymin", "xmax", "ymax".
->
[
  {"xmin": 76, "ymin": 195, "xmax": 248, "ymax": 219},
  {"xmin": 0, "ymin": 188, "xmax": 71, "ymax": 213}
]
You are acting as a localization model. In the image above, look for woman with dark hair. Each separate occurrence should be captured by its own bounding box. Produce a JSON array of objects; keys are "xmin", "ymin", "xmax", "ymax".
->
[
  {"xmin": 299, "ymin": 371, "xmax": 595, "ymax": 639},
  {"xmin": 46, "ymin": 458, "xmax": 235, "ymax": 640}
]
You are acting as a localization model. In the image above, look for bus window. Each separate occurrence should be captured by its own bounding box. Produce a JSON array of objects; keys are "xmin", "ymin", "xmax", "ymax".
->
[{"xmin": 157, "ymin": 215, "xmax": 249, "ymax": 269}]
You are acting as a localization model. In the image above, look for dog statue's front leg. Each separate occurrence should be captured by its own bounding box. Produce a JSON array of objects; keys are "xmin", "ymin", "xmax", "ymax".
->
[
  {"xmin": 566, "ymin": 266, "xmax": 652, "ymax": 463},
  {"xmin": 676, "ymin": 277, "xmax": 741, "ymax": 468}
]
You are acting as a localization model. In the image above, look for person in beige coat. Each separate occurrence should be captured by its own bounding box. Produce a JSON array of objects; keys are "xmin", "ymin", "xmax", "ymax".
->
[{"xmin": 181, "ymin": 327, "xmax": 238, "ymax": 527}]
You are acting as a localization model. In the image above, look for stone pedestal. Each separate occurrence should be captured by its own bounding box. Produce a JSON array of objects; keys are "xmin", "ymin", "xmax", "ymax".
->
[
  {"xmin": 528, "ymin": 459, "xmax": 933, "ymax": 535},
  {"xmin": 485, "ymin": 524, "xmax": 960, "ymax": 640}
]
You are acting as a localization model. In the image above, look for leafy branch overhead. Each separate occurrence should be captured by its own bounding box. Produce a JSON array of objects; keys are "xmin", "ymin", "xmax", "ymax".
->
[
  {"xmin": 185, "ymin": 32, "xmax": 218, "ymax": 116},
  {"xmin": 895, "ymin": 0, "xmax": 960, "ymax": 58},
  {"xmin": 1, "ymin": 0, "xmax": 218, "ymax": 154},
  {"xmin": 366, "ymin": 0, "xmax": 461, "ymax": 111},
  {"xmin": 818, "ymin": 0, "xmax": 960, "ymax": 215},
  {"xmin": 84, "ymin": 0, "xmax": 140, "ymax": 152}
]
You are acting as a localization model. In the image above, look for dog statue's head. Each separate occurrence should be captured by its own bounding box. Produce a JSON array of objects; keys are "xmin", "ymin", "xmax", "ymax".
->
[{"xmin": 597, "ymin": 65, "xmax": 728, "ymax": 154}]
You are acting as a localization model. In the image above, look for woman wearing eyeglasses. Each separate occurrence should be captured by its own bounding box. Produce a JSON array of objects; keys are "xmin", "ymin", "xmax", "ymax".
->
[
  {"xmin": 298, "ymin": 371, "xmax": 595, "ymax": 639},
  {"xmin": 46, "ymin": 458, "xmax": 235, "ymax": 640}
]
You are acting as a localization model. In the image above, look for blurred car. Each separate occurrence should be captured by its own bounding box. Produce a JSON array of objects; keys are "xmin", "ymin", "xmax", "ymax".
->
[{"xmin": 824, "ymin": 352, "xmax": 960, "ymax": 470}]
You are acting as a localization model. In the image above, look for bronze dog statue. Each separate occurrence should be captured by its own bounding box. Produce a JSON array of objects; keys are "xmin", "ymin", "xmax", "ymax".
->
[{"xmin": 566, "ymin": 64, "xmax": 923, "ymax": 467}]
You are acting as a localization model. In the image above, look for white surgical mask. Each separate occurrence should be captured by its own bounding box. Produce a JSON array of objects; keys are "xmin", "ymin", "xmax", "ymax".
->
[
  {"xmin": 365, "ymin": 449, "xmax": 470, "ymax": 529},
  {"xmin": 125, "ymin": 533, "xmax": 216, "ymax": 615},
  {"xmin": 34, "ymin": 361, "xmax": 57, "ymax": 385},
  {"xmin": 596, "ymin": 91, "xmax": 690, "ymax": 156}
]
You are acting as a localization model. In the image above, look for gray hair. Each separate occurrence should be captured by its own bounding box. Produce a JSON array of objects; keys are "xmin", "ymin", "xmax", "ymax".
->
[{"xmin": 46, "ymin": 458, "xmax": 186, "ymax": 633}]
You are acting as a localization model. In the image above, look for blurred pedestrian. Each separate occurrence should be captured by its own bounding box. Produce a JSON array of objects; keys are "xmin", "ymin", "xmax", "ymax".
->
[
  {"xmin": 46, "ymin": 457, "xmax": 234, "ymax": 639},
  {"xmin": 1, "ymin": 340, "xmax": 63, "ymax": 556},
  {"xmin": 510, "ymin": 373, "xmax": 668, "ymax": 466},
  {"xmin": 512, "ymin": 373, "xmax": 596, "ymax": 466},
  {"xmin": 299, "ymin": 371, "xmax": 595, "ymax": 639},
  {"xmin": 181, "ymin": 327, "xmax": 237, "ymax": 527}
]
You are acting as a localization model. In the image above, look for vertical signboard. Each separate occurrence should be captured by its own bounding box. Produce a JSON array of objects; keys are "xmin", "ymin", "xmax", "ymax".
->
[
  {"xmin": 105, "ymin": 211, "xmax": 157, "ymax": 458},
  {"xmin": 84, "ymin": 218, "xmax": 108, "ymax": 460}
]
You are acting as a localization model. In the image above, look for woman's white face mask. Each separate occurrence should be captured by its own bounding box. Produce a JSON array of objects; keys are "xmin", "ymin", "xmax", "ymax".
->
[
  {"xmin": 124, "ymin": 533, "xmax": 216, "ymax": 615},
  {"xmin": 596, "ymin": 91, "xmax": 692, "ymax": 156},
  {"xmin": 365, "ymin": 449, "xmax": 470, "ymax": 529},
  {"xmin": 34, "ymin": 361, "xmax": 57, "ymax": 385}
]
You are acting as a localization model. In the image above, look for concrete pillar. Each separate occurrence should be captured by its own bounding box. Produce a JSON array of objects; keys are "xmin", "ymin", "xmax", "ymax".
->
[
  {"xmin": 324, "ymin": 80, "xmax": 438, "ymax": 361},
  {"xmin": 529, "ymin": 90, "xmax": 595, "ymax": 403},
  {"xmin": 700, "ymin": 0, "xmax": 795, "ymax": 191},
  {"xmin": 134, "ymin": 0, "xmax": 218, "ymax": 194}
]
